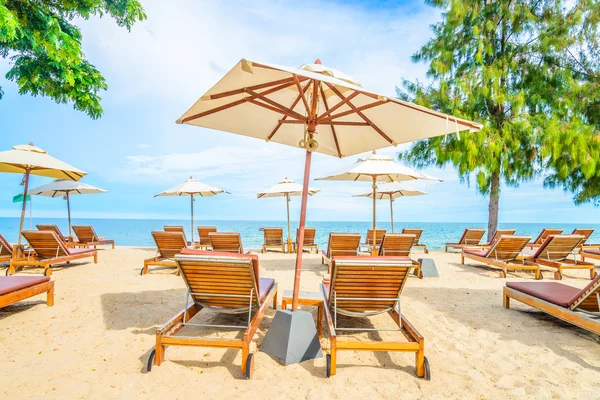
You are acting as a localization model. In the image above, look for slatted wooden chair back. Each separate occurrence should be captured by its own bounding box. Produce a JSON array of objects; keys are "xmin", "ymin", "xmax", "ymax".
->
[
  {"xmin": 197, "ymin": 226, "xmax": 217, "ymax": 245},
  {"xmin": 263, "ymin": 228, "xmax": 283, "ymax": 245},
  {"xmin": 21, "ymin": 230, "xmax": 70, "ymax": 259},
  {"xmin": 152, "ymin": 231, "xmax": 187, "ymax": 259},
  {"xmin": 569, "ymin": 273, "xmax": 600, "ymax": 312},
  {"xmin": 0, "ymin": 233, "xmax": 13, "ymax": 257},
  {"xmin": 488, "ymin": 229, "xmax": 517, "ymax": 244},
  {"xmin": 327, "ymin": 233, "xmax": 361, "ymax": 258},
  {"xmin": 366, "ymin": 229, "xmax": 387, "ymax": 246},
  {"xmin": 485, "ymin": 235, "xmax": 531, "ymax": 261},
  {"xmin": 36, "ymin": 224, "xmax": 68, "ymax": 242},
  {"xmin": 209, "ymin": 232, "xmax": 244, "ymax": 253},
  {"xmin": 401, "ymin": 228, "xmax": 422, "ymax": 243},
  {"xmin": 532, "ymin": 228, "xmax": 563, "ymax": 244},
  {"xmin": 572, "ymin": 228, "xmax": 594, "ymax": 241},
  {"xmin": 533, "ymin": 235, "xmax": 585, "ymax": 262},
  {"xmin": 461, "ymin": 228, "xmax": 486, "ymax": 245},
  {"xmin": 72, "ymin": 225, "xmax": 99, "ymax": 242},
  {"xmin": 378, "ymin": 234, "xmax": 415, "ymax": 256},
  {"xmin": 175, "ymin": 252, "xmax": 261, "ymax": 312},
  {"xmin": 297, "ymin": 228, "xmax": 316, "ymax": 246},
  {"xmin": 328, "ymin": 257, "xmax": 411, "ymax": 316},
  {"xmin": 164, "ymin": 226, "xmax": 187, "ymax": 244}
]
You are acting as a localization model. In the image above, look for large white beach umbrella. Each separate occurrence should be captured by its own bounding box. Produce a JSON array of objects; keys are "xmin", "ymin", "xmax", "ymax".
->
[
  {"xmin": 29, "ymin": 179, "xmax": 107, "ymax": 236},
  {"xmin": 155, "ymin": 177, "xmax": 228, "ymax": 242},
  {"xmin": 353, "ymin": 182, "xmax": 426, "ymax": 232},
  {"xmin": 0, "ymin": 143, "xmax": 86, "ymax": 247},
  {"xmin": 317, "ymin": 152, "xmax": 441, "ymax": 252},
  {"xmin": 176, "ymin": 58, "xmax": 481, "ymax": 316},
  {"xmin": 257, "ymin": 178, "xmax": 320, "ymax": 252}
]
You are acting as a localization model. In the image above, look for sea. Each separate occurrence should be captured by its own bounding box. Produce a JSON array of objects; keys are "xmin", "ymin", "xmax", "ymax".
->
[{"xmin": 1, "ymin": 217, "xmax": 598, "ymax": 250}]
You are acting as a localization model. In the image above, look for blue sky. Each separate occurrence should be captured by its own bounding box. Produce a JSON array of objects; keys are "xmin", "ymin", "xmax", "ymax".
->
[{"xmin": 0, "ymin": 0, "xmax": 597, "ymax": 223}]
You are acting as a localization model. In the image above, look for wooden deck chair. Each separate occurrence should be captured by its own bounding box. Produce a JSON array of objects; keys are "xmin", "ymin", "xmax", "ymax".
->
[
  {"xmin": 0, "ymin": 276, "xmax": 54, "ymax": 309},
  {"xmin": 478, "ymin": 229, "xmax": 517, "ymax": 248},
  {"xmin": 142, "ymin": 231, "xmax": 188, "ymax": 275},
  {"xmin": 9, "ymin": 230, "xmax": 97, "ymax": 276},
  {"xmin": 195, "ymin": 226, "xmax": 217, "ymax": 249},
  {"xmin": 444, "ymin": 229, "xmax": 485, "ymax": 252},
  {"xmin": 528, "ymin": 235, "xmax": 596, "ymax": 280},
  {"xmin": 572, "ymin": 228, "xmax": 599, "ymax": 250},
  {"xmin": 321, "ymin": 233, "xmax": 361, "ymax": 266},
  {"xmin": 461, "ymin": 235, "xmax": 542, "ymax": 279},
  {"xmin": 582, "ymin": 248, "xmax": 600, "ymax": 263},
  {"xmin": 148, "ymin": 249, "xmax": 278, "ymax": 379},
  {"xmin": 401, "ymin": 228, "xmax": 429, "ymax": 253},
  {"xmin": 503, "ymin": 273, "xmax": 600, "ymax": 335},
  {"xmin": 209, "ymin": 232, "xmax": 249, "ymax": 254},
  {"xmin": 164, "ymin": 226, "xmax": 189, "ymax": 246},
  {"xmin": 321, "ymin": 256, "xmax": 430, "ymax": 379},
  {"xmin": 261, "ymin": 227, "xmax": 285, "ymax": 253},
  {"xmin": 72, "ymin": 225, "xmax": 115, "ymax": 249},
  {"xmin": 528, "ymin": 228, "xmax": 563, "ymax": 249},
  {"xmin": 294, "ymin": 227, "xmax": 319, "ymax": 253},
  {"xmin": 36, "ymin": 224, "xmax": 75, "ymax": 245},
  {"xmin": 0, "ymin": 233, "xmax": 13, "ymax": 263},
  {"xmin": 364, "ymin": 228, "xmax": 387, "ymax": 250},
  {"xmin": 378, "ymin": 234, "xmax": 422, "ymax": 278}
]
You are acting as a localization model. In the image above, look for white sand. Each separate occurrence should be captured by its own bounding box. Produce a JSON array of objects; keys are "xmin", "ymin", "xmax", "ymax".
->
[{"xmin": 1, "ymin": 247, "xmax": 599, "ymax": 399}]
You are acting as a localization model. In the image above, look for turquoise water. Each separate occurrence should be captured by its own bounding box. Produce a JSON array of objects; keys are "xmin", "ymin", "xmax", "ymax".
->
[{"xmin": 1, "ymin": 217, "xmax": 599, "ymax": 250}]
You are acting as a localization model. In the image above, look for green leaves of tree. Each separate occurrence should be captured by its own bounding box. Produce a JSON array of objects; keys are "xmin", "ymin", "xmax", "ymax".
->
[{"xmin": 0, "ymin": 0, "xmax": 146, "ymax": 118}]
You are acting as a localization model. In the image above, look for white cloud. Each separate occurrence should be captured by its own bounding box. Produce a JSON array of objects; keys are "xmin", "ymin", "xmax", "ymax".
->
[{"xmin": 137, "ymin": 143, "xmax": 151, "ymax": 149}]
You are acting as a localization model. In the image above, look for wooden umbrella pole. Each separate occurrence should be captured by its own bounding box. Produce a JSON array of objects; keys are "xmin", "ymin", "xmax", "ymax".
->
[
  {"xmin": 286, "ymin": 192, "xmax": 292, "ymax": 253},
  {"xmin": 67, "ymin": 192, "xmax": 72, "ymax": 237},
  {"xmin": 390, "ymin": 196, "xmax": 394, "ymax": 233},
  {"xmin": 291, "ymin": 149, "xmax": 312, "ymax": 311},
  {"xmin": 371, "ymin": 177, "xmax": 377, "ymax": 255},
  {"xmin": 190, "ymin": 195, "xmax": 195, "ymax": 244},
  {"xmin": 17, "ymin": 167, "xmax": 31, "ymax": 248}
]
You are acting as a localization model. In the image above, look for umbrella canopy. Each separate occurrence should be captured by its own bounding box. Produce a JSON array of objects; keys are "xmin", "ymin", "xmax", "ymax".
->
[
  {"xmin": 177, "ymin": 58, "xmax": 481, "ymax": 313},
  {"xmin": 29, "ymin": 179, "xmax": 107, "ymax": 236},
  {"xmin": 0, "ymin": 143, "xmax": 86, "ymax": 247},
  {"xmin": 353, "ymin": 182, "xmax": 427, "ymax": 233},
  {"xmin": 155, "ymin": 177, "xmax": 228, "ymax": 242},
  {"xmin": 257, "ymin": 178, "xmax": 320, "ymax": 252}
]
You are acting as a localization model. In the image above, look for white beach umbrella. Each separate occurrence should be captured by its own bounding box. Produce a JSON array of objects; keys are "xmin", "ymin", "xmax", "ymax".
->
[
  {"xmin": 317, "ymin": 152, "xmax": 441, "ymax": 251},
  {"xmin": 353, "ymin": 182, "xmax": 426, "ymax": 232},
  {"xmin": 155, "ymin": 177, "xmax": 228, "ymax": 242},
  {"xmin": 176, "ymin": 57, "xmax": 481, "ymax": 313},
  {"xmin": 29, "ymin": 179, "xmax": 107, "ymax": 236},
  {"xmin": 0, "ymin": 143, "xmax": 86, "ymax": 247},
  {"xmin": 257, "ymin": 178, "xmax": 320, "ymax": 251}
]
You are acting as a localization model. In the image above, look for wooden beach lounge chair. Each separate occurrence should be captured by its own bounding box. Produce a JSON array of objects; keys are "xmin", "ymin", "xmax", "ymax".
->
[
  {"xmin": 503, "ymin": 273, "xmax": 600, "ymax": 335},
  {"xmin": 261, "ymin": 227, "xmax": 285, "ymax": 253},
  {"xmin": 195, "ymin": 226, "xmax": 217, "ymax": 249},
  {"xmin": 0, "ymin": 276, "xmax": 54, "ymax": 309},
  {"xmin": 572, "ymin": 228, "xmax": 600, "ymax": 250},
  {"xmin": 0, "ymin": 233, "xmax": 13, "ymax": 263},
  {"xmin": 209, "ymin": 232, "xmax": 249, "ymax": 254},
  {"xmin": 321, "ymin": 256, "xmax": 430, "ymax": 379},
  {"xmin": 164, "ymin": 225, "xmax": 189, "ymax": 245},
  {"xmin": 478, "ymin": 229, "xmax": 517, "ymax": 247},
  {"xmin": 528, "ymin": 228, "xmax": 563, "ymax": 249},
  {"xmin": 321, "ymin": 233, "xmax": 361, "ymax": 265},
  {"xmin": 444, "ymin": 228, "xmax": 485, "ymax": 252},
  {"xmin": 527, "ymin": 235, "xmax": 596, "ymax": 280},
  {"xmin": 363, "ymin": 228, "xmax": 387, "ymax": 251},
  {"xmin": 148, "ymin": 250, "xmax": 278, "ymax": 379},
  {"xmin": 378, "ymin": 233, "xmax": 422, "ymax": 278},
  {"xmin": 9, "ymin": 230, "xmax": 97, "ymax": 276},
  {"xmin": 72, "ymin": 225, "xmax": 115, "ymax": 249},
  {"xmin": 401, "ymin": 228, "xmax": 428, "ymax": 253},
  {"xmin": 581, "ymin": 248, "xmax": 600, "ymax": 263},
  {"xmin": 294, "ymin": 227, "xmax": 319, "ymax": 253},
  {"xmin": 36, "ymin": 224, "xmax": 74, "ymax": 245},
  {"xmin": 461, "ymin": 235, "xmax": 542, "ymax": 279},
  {"xmin": 142, "ymin": 231, "xmax": 188, "ymax": 275}
]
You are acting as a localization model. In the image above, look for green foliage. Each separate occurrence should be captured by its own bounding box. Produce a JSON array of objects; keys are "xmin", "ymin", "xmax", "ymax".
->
[
  {"xmin": 0, "ymin": 0, "xmax": 146, "ymax": 118},
  {"xmin": 399, "ymin": 0, "xmax": 600, "ymax": 228}
]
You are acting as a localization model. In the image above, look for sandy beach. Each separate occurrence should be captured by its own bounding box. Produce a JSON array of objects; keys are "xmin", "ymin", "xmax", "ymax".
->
[{"xmin": 1, "ymin": 247, "xmax": 599, "ymax": 399}]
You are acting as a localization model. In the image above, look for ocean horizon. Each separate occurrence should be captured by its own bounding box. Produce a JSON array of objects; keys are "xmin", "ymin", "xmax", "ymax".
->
[{"xmin": 1, "ymin": 217, "xmax": 598, "ymax": 250}]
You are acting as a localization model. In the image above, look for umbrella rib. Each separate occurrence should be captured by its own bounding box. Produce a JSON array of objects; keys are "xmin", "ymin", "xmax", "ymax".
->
[
  {"xmin": 323, "ymin": 83, "xmax": 394, "ymax": 144},
  {"xmin": 208, "ymin": 77, "xmax": 297, "ymax": 100},
  {"xmin": 317, "ymin": 91, "xmax": 360, "ymax": 120},
  {"xmin": 268, "ymin": 82, "xmax": 312, "ymax": 141},
  {"xmin": 319, "ymin": 98, "xmax": 387, "ymax": 122},
  {"xmin": 245, "ymin": 89, "xmax": 306, "ymax": 121},
  {"xmin": 293, "ymin": 75, "xmax": 310, "ymax": 113},
  {"xmin": 319, "ymin": 85, "xmax": 342, "ymax": 158},
  {"xmin": 248, "ymin": 98, "xmax": 304, "ymax": 120}
]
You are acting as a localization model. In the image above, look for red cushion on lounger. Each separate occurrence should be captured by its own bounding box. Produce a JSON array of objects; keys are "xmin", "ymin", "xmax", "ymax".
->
[
  {"xmin": 506, "ymin": 282, "xmax": 581, "ymax": 308},
  {"xmin": 463, "ymin": 248, "xmax": 489, "ymax": 257},
  {"xmin": 584, "ymin": 249, "xmax": 600, "ymax": 256},
  {"xmin": 0, "ymin": 276, "xmax": 50, "ymax": 296}
]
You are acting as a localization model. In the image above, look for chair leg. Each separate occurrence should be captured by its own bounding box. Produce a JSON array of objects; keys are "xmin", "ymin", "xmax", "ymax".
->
[
  {"xmin": 503, "ymin": 293, "xmax": 510, "ymax": 309},
  {"xmin": 241, "ymin": 344, "xmax": 250, "ymax": 376},
  {"xmin": 47, "ymin": 285, "xmax": 55, "ymax": 307},
  {"xmin": 330, "ymin": 344, "xmax": 337, "ymax": 376},
  {"xmin": 94, "ymin": 253, "xmax": 98, "ymax": 263},
  {"xmin": 415, "ymin": 346, "xmax": 425, "ymax": 378}
]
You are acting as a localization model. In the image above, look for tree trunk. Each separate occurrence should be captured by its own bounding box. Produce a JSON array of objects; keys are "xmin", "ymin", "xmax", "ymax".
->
[{"xmin": 487, "ymin": 172, "xmax": 500, "ymax": 242}]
